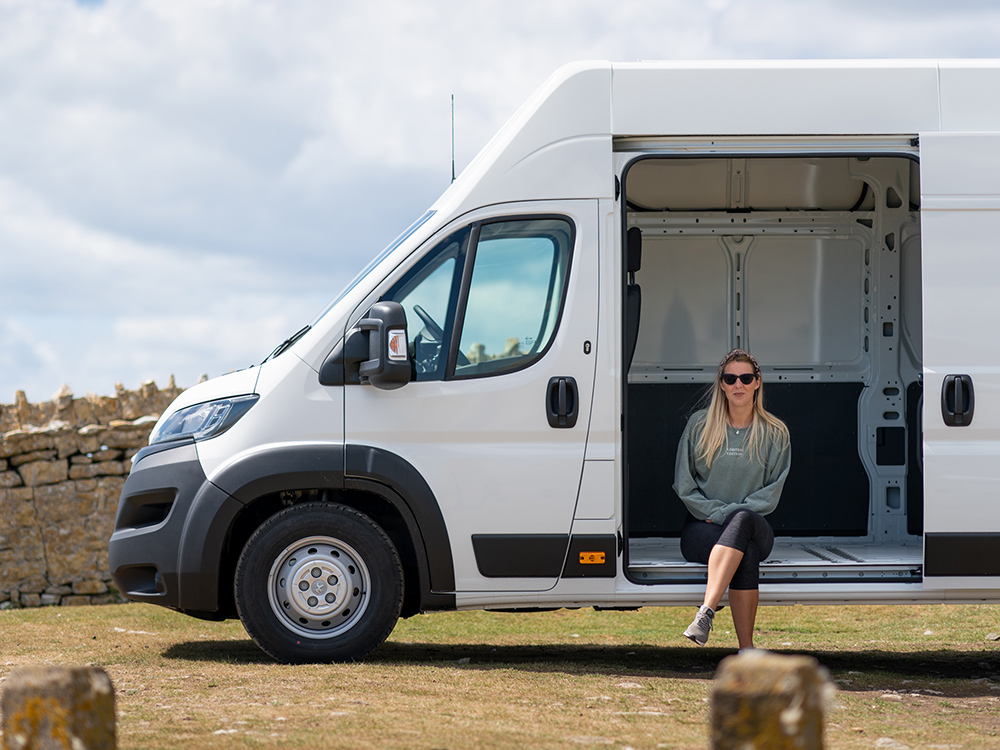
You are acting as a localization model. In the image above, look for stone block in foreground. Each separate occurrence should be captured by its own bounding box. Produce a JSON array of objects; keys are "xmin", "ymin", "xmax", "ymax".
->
[
  {"xmin": 711, "ymin": 650, "xmax": 830, "ymax": 750},
  {"xmin": 2, "ymin": 666, "xmax": 116, "ymax": 749}
]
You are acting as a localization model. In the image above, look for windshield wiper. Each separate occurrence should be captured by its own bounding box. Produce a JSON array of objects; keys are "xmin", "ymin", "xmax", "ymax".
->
[{"xmin": 265, "ymin": 325, "xmax": 311, "ymax": 362}]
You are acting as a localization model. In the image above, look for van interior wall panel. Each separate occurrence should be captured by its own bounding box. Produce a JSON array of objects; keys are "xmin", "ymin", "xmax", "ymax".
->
[
  {"xmin": 627, "ymin": 382, "xmax": 869, "ymax": 537},
  {"xmin": 626, "ymin": 382, "xmax": 704, "ymax": 536}
]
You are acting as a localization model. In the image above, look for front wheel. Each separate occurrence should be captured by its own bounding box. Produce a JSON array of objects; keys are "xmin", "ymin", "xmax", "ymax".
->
[{"xmin": 234, "ymin": 502, "xmax": 403, "ymax": 663}]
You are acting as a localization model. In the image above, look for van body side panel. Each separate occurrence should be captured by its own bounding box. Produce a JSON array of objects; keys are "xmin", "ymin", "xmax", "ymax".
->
[
  {"xmin": 939, "ymin": 63, "xmax": 1000, "ymax": 132},
  {"xmin": 442, "ymin": 63, "xmax": 613, "ymax": 218},
  {"xmin": 925, "ymin": 534, "xmax": 1000, "ymax": 577},
  {"xmin": 921, "ymin": 132, "xmax": 1000, "ymax": 587},
  {"xmin": 581, "ymin": 200, "xmax": 620, "ymax": 466},
  {"xmin": 471, "ymin": 535, "xmax": 568, "ymax": 577},
  {"xmin": 611, "ymin": 63, "xmax": 940, "ymax": 137}
]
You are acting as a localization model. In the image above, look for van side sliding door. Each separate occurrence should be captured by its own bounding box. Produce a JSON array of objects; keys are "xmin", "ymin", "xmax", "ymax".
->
[{"xmin": 920, "ymin": 132, "xmax": 1000, "ymax": 589}]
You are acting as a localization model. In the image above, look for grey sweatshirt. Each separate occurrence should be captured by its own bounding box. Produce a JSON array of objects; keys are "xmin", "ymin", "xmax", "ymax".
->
[{"xmin": 672, "ymin": 409, "xmax": 791, "ymax": 525}]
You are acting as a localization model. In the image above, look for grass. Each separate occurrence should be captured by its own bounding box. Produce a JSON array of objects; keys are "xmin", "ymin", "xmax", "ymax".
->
[{"xmin": 1, "ymin": 602, "xmax": 999, "ymax": 748}]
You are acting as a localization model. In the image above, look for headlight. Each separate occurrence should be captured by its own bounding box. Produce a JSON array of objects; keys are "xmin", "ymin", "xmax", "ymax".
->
[{"xmin": 150, "ymin": 394, "xmax": 259, "ymax": 445}]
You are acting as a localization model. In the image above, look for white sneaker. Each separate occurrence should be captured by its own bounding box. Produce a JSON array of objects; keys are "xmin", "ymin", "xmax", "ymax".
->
[{"xmin": 683, "ymin": 605, "xmax": 714, "ymax": 646}]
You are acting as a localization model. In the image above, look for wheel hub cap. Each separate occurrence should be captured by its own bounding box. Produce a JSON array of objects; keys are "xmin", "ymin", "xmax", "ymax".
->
[{"xmin": 267, "ymin": 536, "xmax": 371, "ymax": 639}]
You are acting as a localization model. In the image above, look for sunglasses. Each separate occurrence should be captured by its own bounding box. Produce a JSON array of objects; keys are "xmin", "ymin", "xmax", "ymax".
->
[{"xmin": 720, "ymin": 373, "xmax": 757, "ymax": 386}]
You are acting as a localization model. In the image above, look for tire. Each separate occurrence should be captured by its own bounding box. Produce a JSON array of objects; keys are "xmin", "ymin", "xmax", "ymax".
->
[{"xmin": 234, "ymin": 502, "xmax": 403, "ymax": 663}]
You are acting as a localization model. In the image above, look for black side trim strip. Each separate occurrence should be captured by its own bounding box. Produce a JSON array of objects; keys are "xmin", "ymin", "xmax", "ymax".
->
[
  {"xmin": 346, "ymin": 445, "xmax": 456, "ymax": 592},
  {"xmin": 562, "ymin": 535, "xmax": 617, "ymax": 578},
  {"xmin": 472, "ymin": 534, "xmax": 568, "ymax": 577},
  {"xmin": 925, "ymin": 533, "xmax": 1000, "ymax": 577}
]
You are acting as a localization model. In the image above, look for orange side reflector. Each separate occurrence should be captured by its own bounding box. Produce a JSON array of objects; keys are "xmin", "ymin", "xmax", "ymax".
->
[{"xmin": 579, "ymin": 551, "xmax": 605, "ymax": 565}]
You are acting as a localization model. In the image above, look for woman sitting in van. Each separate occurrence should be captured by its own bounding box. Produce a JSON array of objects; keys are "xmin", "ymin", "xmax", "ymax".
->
[{"xmin": 674, "ymin": 348, "xmax": 790, "ymax": 651}]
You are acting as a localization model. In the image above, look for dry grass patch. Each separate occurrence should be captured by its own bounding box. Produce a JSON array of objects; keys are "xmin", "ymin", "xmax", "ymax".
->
[{"xmin": 0, "ymin": 603, "xmax": 998, "ymax": 748}]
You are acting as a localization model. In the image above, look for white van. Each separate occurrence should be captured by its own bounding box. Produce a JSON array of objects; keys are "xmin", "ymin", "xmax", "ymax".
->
[{"xmin": 109, "ymin": 60, "xmax": 1000, "ymax": 663}]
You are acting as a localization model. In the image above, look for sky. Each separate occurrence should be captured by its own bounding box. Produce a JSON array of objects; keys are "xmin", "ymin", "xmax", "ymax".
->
[{"xmin": 2, "ymin": 0, "xmax": 1000, "ymax": 403}]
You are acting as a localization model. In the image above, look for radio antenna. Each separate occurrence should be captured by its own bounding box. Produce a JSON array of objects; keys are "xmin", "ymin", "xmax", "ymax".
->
[{"xmin": 451, "ymin": 94, "xmax": 456, "ymax": 183}]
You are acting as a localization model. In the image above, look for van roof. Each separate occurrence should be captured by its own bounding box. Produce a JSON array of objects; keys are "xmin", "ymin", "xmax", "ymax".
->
[{"xmin": 433, "ymin": 59, "xmax": 1000, "ymax": 228}]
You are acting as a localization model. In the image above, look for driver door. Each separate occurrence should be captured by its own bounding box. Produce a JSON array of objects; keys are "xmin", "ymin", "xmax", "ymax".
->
[{"xmin": 343, "ymin": 201, "xmax": 599, "ymax": 592}]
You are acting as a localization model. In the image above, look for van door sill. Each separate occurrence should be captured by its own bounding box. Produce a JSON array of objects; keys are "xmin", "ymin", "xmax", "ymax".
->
[{"xmin": 628, "ymin": 537, "xmax": 922, "ymax": 583}]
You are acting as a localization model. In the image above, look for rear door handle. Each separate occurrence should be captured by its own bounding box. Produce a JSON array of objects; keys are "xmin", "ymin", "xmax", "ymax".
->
[
  {"xmin": 546, "ymin": 377, "xmax": 579, "ymax": 428},
  {"xmin": 941, "ymin": 374, "xmax": 975, "ymax": 426}
]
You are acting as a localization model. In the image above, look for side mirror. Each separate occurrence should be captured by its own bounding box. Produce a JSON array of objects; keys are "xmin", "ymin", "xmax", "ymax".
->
[
  {"xmin": 318, "ymin": 301, "xmax": 410, "ymax": 390},
  {"xmin": 358, "ymin": 301, "xmax": 410, "ymax": 390}
]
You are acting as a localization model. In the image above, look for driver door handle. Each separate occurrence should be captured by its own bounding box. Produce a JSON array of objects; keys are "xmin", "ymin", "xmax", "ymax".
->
[
  {"xmin": 941, "ymin": 374, "xmax": 975, "ymax": 426},
  {"xmin": 546, "ymin": 377, "xmax": 579, "ymax": 428}
]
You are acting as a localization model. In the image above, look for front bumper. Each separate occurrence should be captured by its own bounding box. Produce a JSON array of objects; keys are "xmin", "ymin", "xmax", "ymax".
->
[{"xmin": 108, "ymin": 440, "xmax": 242, "ymax": 614}]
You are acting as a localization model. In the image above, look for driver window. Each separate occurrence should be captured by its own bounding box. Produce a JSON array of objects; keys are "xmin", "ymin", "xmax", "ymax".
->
[
  {"xmin": 455, "ymin": 218, "xmax": 573, "ymax": 378},
  {"xmin": 385, "ymin": 228, "xmax": 469, "ymax": 381},
  {"xmin": 383, "ymin": 217, "xmax": 572, "ymax": 382}
]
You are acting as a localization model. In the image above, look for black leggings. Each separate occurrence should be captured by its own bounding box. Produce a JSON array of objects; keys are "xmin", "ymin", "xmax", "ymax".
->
[{"xmin": 680, "ymin": 509, "xmax": 775, "ymax": 591}]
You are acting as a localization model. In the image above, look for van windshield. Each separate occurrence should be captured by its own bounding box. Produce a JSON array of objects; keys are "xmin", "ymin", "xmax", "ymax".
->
[{"xmin": 310, "ymin": 209, "xmax": 437, "ymax": 327}]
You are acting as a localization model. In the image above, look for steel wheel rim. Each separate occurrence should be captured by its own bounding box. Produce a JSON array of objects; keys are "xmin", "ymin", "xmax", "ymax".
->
[{"xmin": 266, "ymin": 535, "xmax": 372, "ymax": 639}]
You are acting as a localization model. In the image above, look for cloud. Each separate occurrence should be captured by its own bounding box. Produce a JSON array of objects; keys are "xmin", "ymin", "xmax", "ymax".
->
[
  {"xmin": 0, "ymin": 174, "xmax": 321, "ymax": 399},
  {"xmin": 0, "ymin": 320, "xmax": 59, "ymax": 386}
]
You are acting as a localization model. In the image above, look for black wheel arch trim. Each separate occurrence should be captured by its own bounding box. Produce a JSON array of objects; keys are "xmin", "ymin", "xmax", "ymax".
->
[
  {"xmin": 213, "ymin": 444, "xmax": 348, "ymax": 504},
  {"xmin": 176, "ymin": 482, "xmax": 245, "ymax": 612},
  {"xmin": 203, "ymin": 443, "xmax": 454, "ymax": 608},
  {"xmin": 341, "ymin": 476, "xmax": 455, "ymax": 612}
]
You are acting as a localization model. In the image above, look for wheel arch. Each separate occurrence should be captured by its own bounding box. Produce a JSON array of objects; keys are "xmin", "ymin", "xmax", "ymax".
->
[{"xmin": 204, "ymin": 444, "xmax": 456, "ymax": 619}]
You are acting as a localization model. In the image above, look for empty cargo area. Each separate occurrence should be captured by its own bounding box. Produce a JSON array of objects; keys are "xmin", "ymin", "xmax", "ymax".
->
[{"xmin": 619, "ymin": 151, "xmax": 924, "ymax": 584}]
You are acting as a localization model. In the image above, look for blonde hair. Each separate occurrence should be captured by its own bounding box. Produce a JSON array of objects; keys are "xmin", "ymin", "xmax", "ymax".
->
[{"xmin": 695, "ymin": 349, "xmax": 789, "ymax": 469}]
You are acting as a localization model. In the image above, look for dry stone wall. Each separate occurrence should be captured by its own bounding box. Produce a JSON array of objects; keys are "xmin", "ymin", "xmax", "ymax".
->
[{"xmin": 0, "ymin": 379, "xmax": 186, "ymax": 608}]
